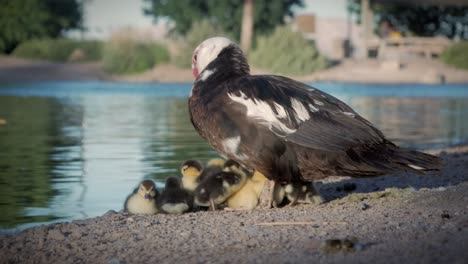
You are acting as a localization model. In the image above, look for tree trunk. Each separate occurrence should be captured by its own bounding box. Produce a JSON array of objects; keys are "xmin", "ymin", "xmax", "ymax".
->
[{"xmin": 240, "ymin": 0, "xmax": 254, "ymax": 53}]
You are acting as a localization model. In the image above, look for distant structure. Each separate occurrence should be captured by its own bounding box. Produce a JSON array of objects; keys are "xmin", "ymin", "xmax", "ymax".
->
[
  {"xmin": 293, "ymin": 14, "xmax": 362, "ymax": 60},
  {"xmin": 294, "ymin": 0, "xmax": 468, "ymax": 60}
]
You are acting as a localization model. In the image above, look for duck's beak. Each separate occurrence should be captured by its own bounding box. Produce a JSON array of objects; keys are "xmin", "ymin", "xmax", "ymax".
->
[{"xmin": 144, "ymin": 194, "xmax": 152, "ymax": 200}]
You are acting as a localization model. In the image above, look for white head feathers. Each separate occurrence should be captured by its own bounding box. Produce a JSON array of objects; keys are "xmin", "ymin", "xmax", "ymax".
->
[{"xmin": 192, "ymin": 37, "xmax": 234, "ymax": 78}]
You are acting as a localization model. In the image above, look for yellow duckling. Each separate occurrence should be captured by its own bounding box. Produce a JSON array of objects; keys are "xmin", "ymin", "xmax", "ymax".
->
[
  {"xmin": 124, "ymin": 180, "xmax": 158, "ymax": 215},
  {"xmin": 180, "ymin": 160, "xmax": 203, "ymax": 192},
  {"xmin": 226, "ymin": 171, "xmax": 285, "ymax": 210}
]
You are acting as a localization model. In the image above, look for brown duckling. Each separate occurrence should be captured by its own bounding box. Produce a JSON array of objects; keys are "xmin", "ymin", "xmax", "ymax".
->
[
  {"xmin": 194, "ymin": 159, "xmax": 247, "ymax": 210},
  {"xmin": 157, "ymin": 176, "xmax": 193, "ymax": 214},
  {"xmin": 124, "ymin": 180, "xmax": 158, "ymax": 215}
]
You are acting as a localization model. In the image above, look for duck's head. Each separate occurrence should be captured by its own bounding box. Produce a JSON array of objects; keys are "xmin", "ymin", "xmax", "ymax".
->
[
  {"xmin": 138, "ymin": 180, "xmax": 157, "ymax": 200},
  {"xmin": 191, "ymin": 37, "xmax": 249, "ymax": 80}
]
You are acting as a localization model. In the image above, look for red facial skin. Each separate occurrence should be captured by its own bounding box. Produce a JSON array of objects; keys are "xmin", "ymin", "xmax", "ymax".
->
[{"xmin": 192, "ymin": 50, "xmax": 199, "ymax": 79}]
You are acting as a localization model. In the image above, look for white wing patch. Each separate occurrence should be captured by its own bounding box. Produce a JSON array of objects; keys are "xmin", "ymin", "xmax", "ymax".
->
[
  {"xmin": 223, "ymin": 136, "xmax": 241, "ymax": 155},
  {"xmin": 291, "ymin": 99, "xmax": 310, "ymax": 122},
  {"xmin": 313, "ymin": 99, "xmax": 324, "ymax": 106},
  {"xmin": 228, "ymin": 92, "xmax": 297, "ymax": 136},
  {"xmin": 408, "ymin": 164, "xmax": 424, "ymax": 170},
  {"xmin": 308, "ymin": 104, "xmax": 319, "ymax": 112},
  {"xmin": 222, "ymin": 135, "xmax": 249, "ymax": 161}
]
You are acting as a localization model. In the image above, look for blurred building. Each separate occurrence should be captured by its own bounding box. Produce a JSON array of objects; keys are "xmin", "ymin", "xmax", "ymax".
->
[{"xmin": 296, "ymin": 0, "xmax": 468, "ymax": 60}]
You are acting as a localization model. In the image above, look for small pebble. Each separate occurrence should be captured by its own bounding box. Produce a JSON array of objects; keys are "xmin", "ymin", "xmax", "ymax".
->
[
  {"xmin": 360, "ymin": 203, "xmax": 370, "ymax": 210},
  {"xmin": 441, "ymin": 212, "xmax": 451, "ymax": 219}
]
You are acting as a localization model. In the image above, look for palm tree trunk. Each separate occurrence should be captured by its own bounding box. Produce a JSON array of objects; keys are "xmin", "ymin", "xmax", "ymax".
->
[{"xmin": 240, "ymin": 0, "xmax": 254, "ymax": 53}]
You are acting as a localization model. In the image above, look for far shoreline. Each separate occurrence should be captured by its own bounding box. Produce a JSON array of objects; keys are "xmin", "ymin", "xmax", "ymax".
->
[{"xmin": 2, "ymin": 56, "xmax": 468, "ymax": 84}]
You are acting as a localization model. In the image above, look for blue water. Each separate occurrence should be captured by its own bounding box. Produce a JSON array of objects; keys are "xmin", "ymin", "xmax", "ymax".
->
[
  {"xmin": 0, "ymin": 81, "xmax": 467, "ymax": 98},
  {"xmin": 0, "ymin": 81, "xmax": 467, "ymax": 231}
]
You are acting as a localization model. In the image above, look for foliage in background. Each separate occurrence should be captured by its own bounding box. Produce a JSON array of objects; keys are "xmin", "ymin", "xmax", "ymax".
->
[
  {"xmin": 102, "ymin": 37, "xmax": 170, "ymax": 74},
  {"xmin": 171, "ymin": 20, "xmax": 229, "ymax": 68},
  {"xmin": 250, "ymin": 26, "xmax": 327, "ymax": 75},
  {"xmin": 13, "ymin": 39, "xmax": 102, "ymax": 62},
  {"xmin": 441, "ymin": 42, "xmax": 468, "ymax": 70},
  {"xmin": 144, "ymin": 0, "xmax": 303, "ymax": 40},
  {"xmin": 348, "ymin": 0, "xmax": 468, "ymax": 40},
  {"xmin": 0, "ymin": 0, "xmax": 81, "ymax": 53}
]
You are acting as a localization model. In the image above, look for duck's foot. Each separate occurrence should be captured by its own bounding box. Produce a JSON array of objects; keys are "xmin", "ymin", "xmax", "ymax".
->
[
  {"xmin": 285, "ymin": 196, "xmax": 299, "ymax": 207},
  {"xmin": 259, "ymin": 180, "xmax": 276, "ymax": 209},
  {"xmin": 209, "ymin": 199, "xmax": 217, "ymax": 211}
]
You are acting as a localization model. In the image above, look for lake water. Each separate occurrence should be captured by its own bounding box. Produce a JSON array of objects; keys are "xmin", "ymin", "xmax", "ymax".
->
[{"xmin": 1, "ymin": 81, "xmax": 468, "ymax": 230}]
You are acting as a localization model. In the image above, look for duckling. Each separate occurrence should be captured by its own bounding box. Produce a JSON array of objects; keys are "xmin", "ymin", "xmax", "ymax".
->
[
  {"xmin": 194, "ymin": 159, "xmax": 247, "ymax": 210},
  {"xmin": 124, "ymin": 180, "xmax": 158, "ymax": 215},
  {"xmin": 284, "ymin": 181, "xmax": 323, "ymax": 206},
  {"xmin": 225, "ymin": 171, "xmax": 266, "ymax": 210},
  {"xmin": 198, "ymin": 158, "xmax": 225, "ymax": 182},
  {"xmin": 180, "ymin": 160, "xmax": 203, "ymax": 192},
  {"xmin": 225, "ymin": 170, "xmax": 286, "ymax": 211},
  {"xmin": 157, "ymin": 176, "xmax": 193, "ymax": 214}
]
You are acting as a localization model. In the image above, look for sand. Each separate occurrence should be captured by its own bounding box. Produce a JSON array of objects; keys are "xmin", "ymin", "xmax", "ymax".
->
[
  {"xmin": 1, "ymin": 56, "xmax": 468, "ymax": 84},
  {"xmin": 1, "ymin": 146, "xmax": 467, "ymax": 264}
]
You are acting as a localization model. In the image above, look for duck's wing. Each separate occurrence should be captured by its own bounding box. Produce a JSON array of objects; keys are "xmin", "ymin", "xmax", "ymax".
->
[{"xmin": 221, "ymin": 75, "xmax": 386, "ymax": 153}]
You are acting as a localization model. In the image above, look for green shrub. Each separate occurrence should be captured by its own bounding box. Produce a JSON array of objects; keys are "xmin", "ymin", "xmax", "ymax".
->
[
  {"xmin": 441, "ymin": 42, "xmax": 468, "ymax": 70},
  {"xmin": 102, "ymin": 37, "xmax": 170, "ymax": 74},
  {"xmin": 250, "ymin": 26, "xmax": 327, "ymax": 75},
  {"xmin": 172, "ymin": 20, "xmax": 230, "ymax": 68},
  {"xmin": 12, "ymin": 39, "xmax": 103, "ymax": 62}
]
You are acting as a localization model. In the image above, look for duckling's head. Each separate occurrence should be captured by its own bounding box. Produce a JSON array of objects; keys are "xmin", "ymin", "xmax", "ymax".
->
[
  {"xmin": 165, "ymin": 176, "xmax": 182, "ymax": 189},
  {"xmin": 223, "ymin": 159, "xmax": 247, "ymax": 178},
  {"xmin": 138, "ymin": 180, "xmax": 157, "ymax": 200},
  {"xmin": 206, "ymin": 158, "xmax": 225, "ymax": 167},
  {"xmin": 181, "ymin": 160, "xmax": 203, "ymax": 178}
]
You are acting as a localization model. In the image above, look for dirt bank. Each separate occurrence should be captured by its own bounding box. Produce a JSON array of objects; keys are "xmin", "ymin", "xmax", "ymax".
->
[{"xmin": 1, "ymin": 146, "xmax": 467, "ymax": 263}]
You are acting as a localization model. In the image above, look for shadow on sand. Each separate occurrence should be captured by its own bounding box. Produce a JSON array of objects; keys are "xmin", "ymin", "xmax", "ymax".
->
[{"xmin": 318, "ymin": 151, "xmax": 468, "ymax": 202}]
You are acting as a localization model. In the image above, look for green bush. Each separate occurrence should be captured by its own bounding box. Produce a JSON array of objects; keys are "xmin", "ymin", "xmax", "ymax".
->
[
  {"xmin": 12, "ymin": 39, "xmax": 103, "ymax": 62},
  {"xmin": 102, "ymin": 38, "xmax": 170, "ymax": 74},
  {"xmin": 172, "ymin": 20, "xmax": 230, "ymax": 68},
  {"xmin": 441, "ymin": 42, "xmax": 468, "ymax": 70},
  {"xmin": 250, "ymin": 26, "xmax": 327, "ymax": 75}
]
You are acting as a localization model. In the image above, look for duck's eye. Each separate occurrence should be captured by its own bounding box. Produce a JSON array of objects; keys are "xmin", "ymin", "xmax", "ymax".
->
[{"xmin": 194, "ymin": 54, "xmax": 197, "ymax": 61}]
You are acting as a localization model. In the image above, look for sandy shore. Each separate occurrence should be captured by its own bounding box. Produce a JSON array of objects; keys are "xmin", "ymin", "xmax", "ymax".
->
[
  {"xmin": 1, "ymin": 145, "xmax": 467, "ymax": 263},
  {"xmin": 1, "ymin": 56, "xmax": 468, "ymax": 84}
]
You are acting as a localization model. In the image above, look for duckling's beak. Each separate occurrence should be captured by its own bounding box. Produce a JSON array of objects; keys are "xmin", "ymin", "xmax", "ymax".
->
[{"xmin": 144, "ymin": 193, "xmax": 152, "ymax": 200}]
